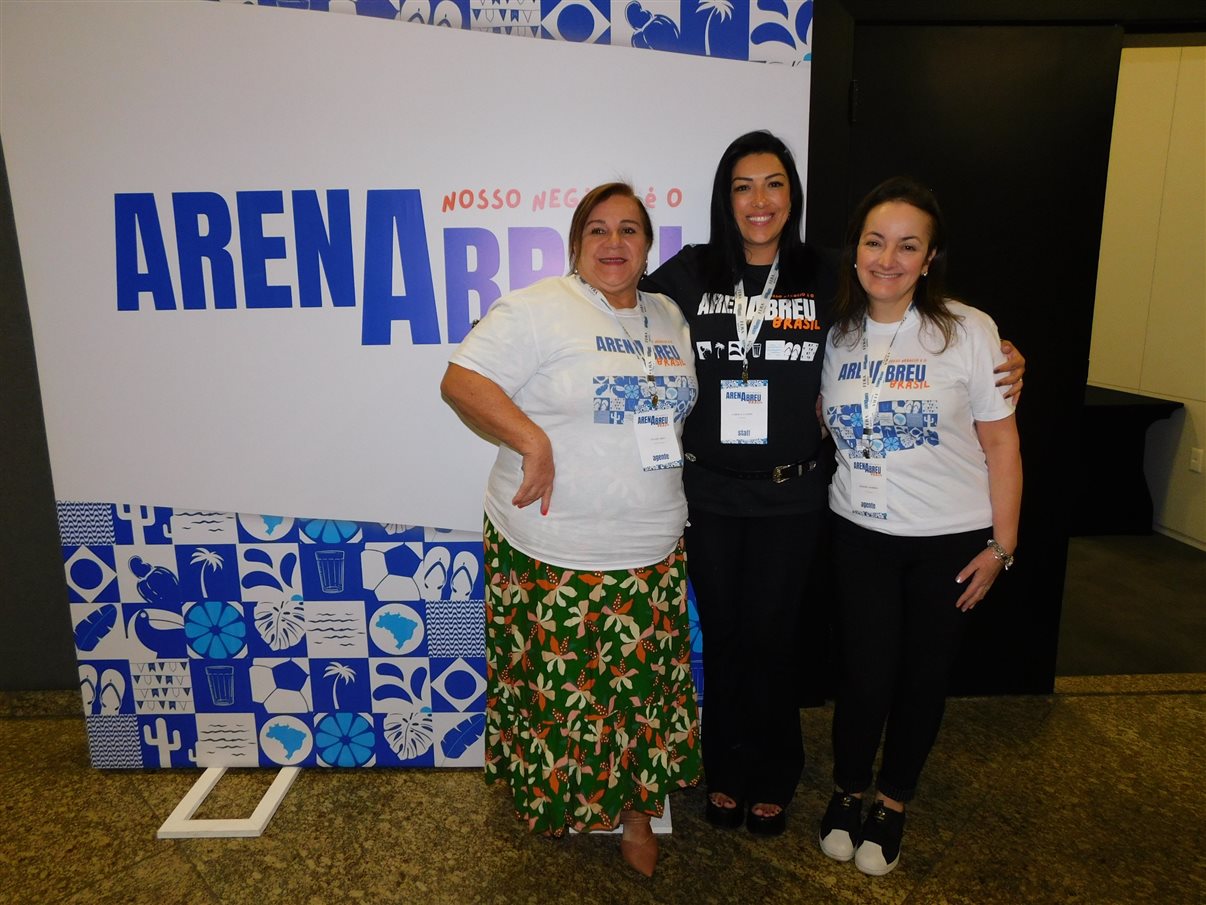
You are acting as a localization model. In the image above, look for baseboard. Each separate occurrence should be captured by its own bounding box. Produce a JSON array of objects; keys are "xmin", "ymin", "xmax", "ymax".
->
[{"xmin": 1154, "ymin": 525, "xmax": 1206, "ymax": 552}]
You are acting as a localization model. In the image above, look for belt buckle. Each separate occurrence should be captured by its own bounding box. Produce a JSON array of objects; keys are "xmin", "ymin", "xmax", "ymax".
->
[{"xmin": 772, "ymin": 464, "xmax": 790, "ymax": 484}]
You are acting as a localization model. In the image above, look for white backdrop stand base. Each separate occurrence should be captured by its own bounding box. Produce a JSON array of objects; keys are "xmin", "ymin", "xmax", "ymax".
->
[
  {"xmin": 157, "ymin": 766, "xmax": 300, "ymax": 839},
  {"xmin": 157, "ymin": 770, "xmax": 665, "ymax": 838},
  {"xmin": 570, "ymin": 796, "xmax": 673, "ymax": 834}
]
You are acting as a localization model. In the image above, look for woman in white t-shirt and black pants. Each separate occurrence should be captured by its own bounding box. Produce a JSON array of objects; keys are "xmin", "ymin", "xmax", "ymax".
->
[{"xmin": 816, "ymin": 177, "xmax": 1022, "ymax": 877}]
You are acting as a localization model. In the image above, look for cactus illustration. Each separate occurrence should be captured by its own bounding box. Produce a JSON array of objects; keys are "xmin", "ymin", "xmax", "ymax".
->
[
  {"xmin": 142, "ymin": 717, "xmax": 182, "ymax": 767},
  {"xmin": 117, "ymin": 504, "xmax": 167, "ymax": 545}
]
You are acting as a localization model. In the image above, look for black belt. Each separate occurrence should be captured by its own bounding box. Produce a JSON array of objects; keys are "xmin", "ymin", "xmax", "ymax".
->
[{"xmin": 684, "ymin": 453, "xmax": 817, "ymax": 484}]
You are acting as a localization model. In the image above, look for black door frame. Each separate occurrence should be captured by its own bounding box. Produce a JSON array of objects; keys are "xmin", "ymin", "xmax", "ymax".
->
[
  {"xmin": 804, "ymin": 0, "xmax": 1206, "ymax": 695},
  {"xmin": 808, "ymin": 0, "xmax": 1206, "ymax": 248}
]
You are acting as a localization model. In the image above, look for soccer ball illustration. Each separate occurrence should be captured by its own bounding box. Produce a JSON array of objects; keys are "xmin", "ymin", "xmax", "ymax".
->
[
  {"xmin": 362, "ymin": 542, "xmax": 422, "ymax": 602},
  {"xmin": 250, "ymin": 658, "xmax": 312, "ymax": 712}
]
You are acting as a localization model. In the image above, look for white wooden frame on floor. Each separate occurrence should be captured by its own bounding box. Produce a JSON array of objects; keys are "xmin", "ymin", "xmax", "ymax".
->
[
  {"xmin": 571, "ymin": 796, "xmax": 673, "ymax": 835},
  {"xmin": 158, "ymin": 766, "xmax": 300, "ymax": 839},
  {"xmin": 158, "ymin": 771, "xmax": 669, "ymax": 839}
]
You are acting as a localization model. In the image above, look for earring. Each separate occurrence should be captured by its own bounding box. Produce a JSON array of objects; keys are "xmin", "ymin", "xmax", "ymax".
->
[{"xmin": 921, "ymin": 269, "xmax": 928, "ymax": 277}]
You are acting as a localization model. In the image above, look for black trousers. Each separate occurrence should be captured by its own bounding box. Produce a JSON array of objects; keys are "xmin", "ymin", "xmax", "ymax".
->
[
  {"xmin": 829, "ymin": 516, "xmax": 990, "ymax": 802},
  {"xmin": 686, "ymin": 507, "xmax": 821, "ymax": 807}
]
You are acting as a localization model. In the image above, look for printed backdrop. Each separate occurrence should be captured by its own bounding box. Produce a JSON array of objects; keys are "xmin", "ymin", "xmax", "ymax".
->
[
  {"xmin": 223, "ymin": 0, "xmax": 813, "ymax": 63},
  {"xmin": 2, "ymin": 0, "xmax": 812, "ymax": 768}
]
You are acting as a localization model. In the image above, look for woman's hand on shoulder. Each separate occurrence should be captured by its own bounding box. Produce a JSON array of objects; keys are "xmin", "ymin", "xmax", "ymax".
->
[
  {"xmin": 512, "ymin": 433, "xmax": 555, "ymax": 516},
  {"xmin": 994, "ymin": 340, "xmax": 1025, "ymax": 401}
]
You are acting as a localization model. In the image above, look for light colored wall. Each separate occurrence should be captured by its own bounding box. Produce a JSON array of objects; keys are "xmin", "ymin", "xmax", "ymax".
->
[{"xmin": 1089, "ymin": 46, "xmax": 1206, "ymax": 549}]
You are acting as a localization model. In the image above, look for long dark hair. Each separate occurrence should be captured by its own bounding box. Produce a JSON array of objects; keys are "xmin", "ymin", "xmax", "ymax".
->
[
  {"xmin": 831, "ymin": 176, "xmax": 961, "ymax": 351},
  {"xmin": 704, "ymin": 130, "xmax": 805, "ymax": 292}
]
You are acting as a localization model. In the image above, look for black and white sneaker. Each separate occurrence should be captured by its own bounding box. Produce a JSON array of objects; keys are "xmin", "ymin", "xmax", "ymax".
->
[
  {"xmin": 818, "ymin": 791, "xmax": 863, "ymax": 861},
  {"xmin": 854, "ymin": 801, "xmax": 906, "ymax": 876}
]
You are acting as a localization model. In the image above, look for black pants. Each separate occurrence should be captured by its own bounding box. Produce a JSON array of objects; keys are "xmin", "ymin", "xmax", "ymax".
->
[
  {"xmin": 830, "ymin": 516, "xmax": 989, "ymax": 802},
  {"xmin": 686, "ymin": 507, "xmax": 821, "ymax": 807}
]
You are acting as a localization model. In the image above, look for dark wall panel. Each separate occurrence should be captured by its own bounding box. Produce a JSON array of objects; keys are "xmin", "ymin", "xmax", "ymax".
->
[
  {"xmin": 806, "ymin": 17, "xmax": 1124, "ymax": 695},
  {"xmin": 0, "ymin": 141, "xmax": 76, "ymax": 691},
  {"xmin": 850, "ymin": 24, "xmax": 1121, "ymax": 694}
]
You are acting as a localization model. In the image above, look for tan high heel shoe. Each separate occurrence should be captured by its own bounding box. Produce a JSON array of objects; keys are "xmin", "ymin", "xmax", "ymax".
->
[{"xmin": 619, "ymin": 810, "xmax": 658, "ymax": 877}]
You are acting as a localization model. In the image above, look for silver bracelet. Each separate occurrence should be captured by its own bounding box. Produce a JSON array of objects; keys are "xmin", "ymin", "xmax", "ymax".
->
[{"xmin": 987, "ymin": 539, "xmax": 1014, "ymax": 570}]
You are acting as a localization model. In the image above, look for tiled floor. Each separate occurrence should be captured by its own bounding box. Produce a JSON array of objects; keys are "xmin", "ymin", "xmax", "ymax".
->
[{"xmin": 3, "ymin": 678, "xmax": 1203, "ymax": 905}]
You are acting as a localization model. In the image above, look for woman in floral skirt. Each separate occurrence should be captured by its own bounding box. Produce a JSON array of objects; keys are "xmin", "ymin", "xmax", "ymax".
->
[{"xmin": 441, "ymin": 182, "xmax": 700, "ymax": 876}]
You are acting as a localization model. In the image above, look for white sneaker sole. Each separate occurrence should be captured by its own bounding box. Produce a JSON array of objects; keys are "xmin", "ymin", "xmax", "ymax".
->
[
  {"xmin": 854, "ymin": 840, "xmax": 900, "ymax": 876},
  {"xmin": 819, "ymin": 829, "xmax": 855, "ymax": 862}
]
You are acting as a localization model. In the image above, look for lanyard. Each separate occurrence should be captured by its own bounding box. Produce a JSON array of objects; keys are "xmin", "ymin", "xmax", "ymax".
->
[
  {"xmin": 576, "ymin": 276, "xmax": 659, "ymax": 407},
  {"xmin": 733, "ymin": 252, "xmax": 780, "ymax": 383},
  {"xmin": 859, "ymin": 305, "xmax": 912, "ymax": 458}
]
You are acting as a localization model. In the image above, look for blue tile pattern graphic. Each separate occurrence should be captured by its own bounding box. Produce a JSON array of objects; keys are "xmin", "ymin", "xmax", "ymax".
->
[
  {"xmin": 206, "ymin": 0, "xmax": 813, "ymax": 62},
  {"xmin": 592, "ymin": 374, "xmax": 698, "ymax": 425},
  {"xmin": 60, "ymin": 500, "xmax": 489, "ymax": 769},
  {"xmin": 62, "ymin": 499, "xmax": 705, "ymax": 768},
  {"xmin": 827, "ymin": 400, "xmax": 941, "ymax": 459},
  {"xmin": 57, "ymin": 502, "xmax": 117, "ymax": 545},
  {"xmin": 84, "ymin": 716, "xmax": 145, "ymax": 768}
]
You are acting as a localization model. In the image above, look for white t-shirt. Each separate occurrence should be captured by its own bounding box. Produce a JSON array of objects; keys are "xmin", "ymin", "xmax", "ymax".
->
[
  {"xmin": 449, "ymin": 276, "xmax": 698, "ymax": 570},
  {"xmin": 821, "ymin": 301, "xmax": 1015, "ymax": 536}
]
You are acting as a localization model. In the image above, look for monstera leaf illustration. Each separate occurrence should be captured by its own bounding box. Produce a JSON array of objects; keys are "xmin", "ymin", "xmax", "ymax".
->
[
  {"xmin": 254, "ymin": 600, "xmax": 306, "ymax": 651},
  {"xmin": 440, "ymin": 713, "xmax": 485, "ymax": 760},
  {"xmin": 384, "ymin": 704, "xmax": 435, "ymax": 761},
  {"xmin": 74, "ymin": 604, "xmax": 117, "ymax": 651}
]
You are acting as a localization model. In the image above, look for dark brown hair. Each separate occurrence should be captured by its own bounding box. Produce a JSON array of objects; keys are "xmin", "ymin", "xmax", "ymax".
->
[{"xmin": 831, "ymin": 176, "xmax": 962, "ymax": 351}]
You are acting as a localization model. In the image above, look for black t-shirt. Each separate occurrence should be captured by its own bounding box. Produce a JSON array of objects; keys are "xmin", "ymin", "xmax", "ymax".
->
[{"xmin": 643, "ymin": 243, "xmax": 837, "ymax": 516}]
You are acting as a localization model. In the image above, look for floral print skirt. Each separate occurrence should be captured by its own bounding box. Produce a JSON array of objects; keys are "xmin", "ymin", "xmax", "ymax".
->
[{"xmin": 483, "ymin": 516, "xmax": 701, "ymax": 836}]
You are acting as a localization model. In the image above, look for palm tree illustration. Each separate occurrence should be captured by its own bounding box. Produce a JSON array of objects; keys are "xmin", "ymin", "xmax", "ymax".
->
[
  {"xmin": 190, "ymin": 548, "xmax": 224, "ymax": 598},
  {"xmin": 697, "ymin": 0, "xmax": 734, "ymax": 56},
  {"xmin": 324, "ymin": 662, "xmax": 356, "ymax": 710}
]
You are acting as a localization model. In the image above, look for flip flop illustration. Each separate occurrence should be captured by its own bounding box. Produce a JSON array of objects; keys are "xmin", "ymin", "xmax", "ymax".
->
[
  {"xmin": 419, "ymin": 548, "xmax": 451, "ymax": 601},
  {"xmin": 99, "ymin": 668, "xmax": 125, "ymax": 715},
  {"xmin": 449, "ymin": 551, "xmax": 478, "ymax": 601},
  {"xmin": 79, "ymin": 665, "xmax": 98, "ymax": 714}
]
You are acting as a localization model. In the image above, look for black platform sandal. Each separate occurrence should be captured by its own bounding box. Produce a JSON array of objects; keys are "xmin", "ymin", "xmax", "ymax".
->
[
  {"xmin": 746, "ymin": 803, "xmax": 786, "ymax": 836},
  {"xmin": 704, "ymin": 793, "xmax": 745, "ymax": 829}
]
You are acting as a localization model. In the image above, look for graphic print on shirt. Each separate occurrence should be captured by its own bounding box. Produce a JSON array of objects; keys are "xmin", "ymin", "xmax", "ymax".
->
[
  {"xmin": 826, "ymin": 357, "xmax": 939, "ymax": 458},
  {"xmin": 592, "ymin": 375, "xmax": 698, "ymax": 425},
  {"xmin": 594, "ymin": 335, "xmax": 688, "ymax": 367},
  {"xmin": 693, "ymin": 291, "xmax": 820, "ymax": 363},
  {"xmin": 592, "ymin": 333, "xmax": 696, "ymax": 425},
  {"xmin": 765, "ymin": 295, "xmax": 821, "ymax": 331}
]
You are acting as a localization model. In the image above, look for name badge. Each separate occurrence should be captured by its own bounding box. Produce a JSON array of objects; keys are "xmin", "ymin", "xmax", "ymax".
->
[
  {"xmin": 719, "ymin": 379, "xmax": 769, "ymax": 444},
  {"xmin": 634, "ymin": 409, "xmax": 683, "ymax": 471},
  {"xmin": 849, "ymin": 455, "xmax": 888, "ymax": 519}
]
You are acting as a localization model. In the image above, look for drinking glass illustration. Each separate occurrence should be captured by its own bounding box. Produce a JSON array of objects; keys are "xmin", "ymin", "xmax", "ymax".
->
[
  {"xmin": 205, "ymin": 665, "xmax": 235, "ymax": 707},
  {"xmin": 315, "ymin": 550, "xmax": 346, "ymax": 593}
]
